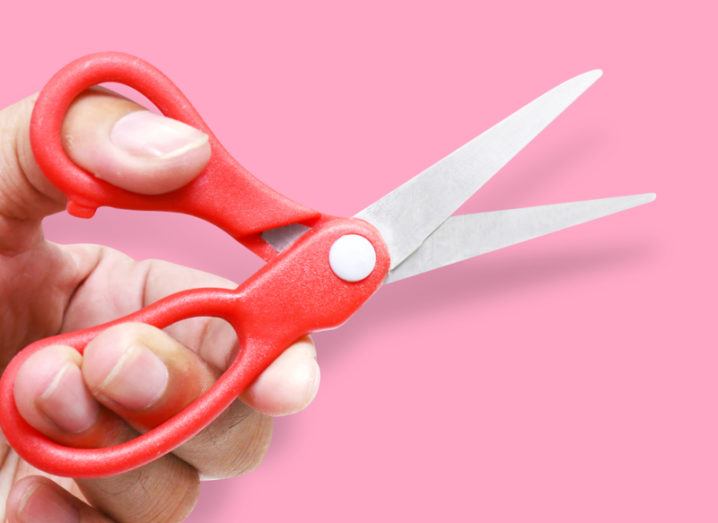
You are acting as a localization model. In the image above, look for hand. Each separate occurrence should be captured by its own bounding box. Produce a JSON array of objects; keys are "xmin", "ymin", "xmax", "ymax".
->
[{"xmin": 0, "ymin": 90, "xmax": 321, "ymax": 523}]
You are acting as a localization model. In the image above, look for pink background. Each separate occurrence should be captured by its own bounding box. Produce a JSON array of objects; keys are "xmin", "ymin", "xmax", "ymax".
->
[{"xmin": 1, "ymin": 1, "xmax": 715, "ymax": 521}]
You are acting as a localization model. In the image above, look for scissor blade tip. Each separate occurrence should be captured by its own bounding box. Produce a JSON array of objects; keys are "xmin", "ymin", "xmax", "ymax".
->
[
  {"xmin": 633, "ymin": 192, "xmax": 657, "ymax": 204},
  {"xmin": 579, "ymin": 69, "xmax": 603, "ymax": 84}
]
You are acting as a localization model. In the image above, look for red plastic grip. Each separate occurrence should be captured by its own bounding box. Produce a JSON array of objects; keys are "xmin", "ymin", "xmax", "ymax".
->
[
  {"xmin": 30, "ymin": 52, "xmax": 320, "ymax": 258},
  {"xmin": 0, "ymin": 217, "xmax": 389, "ymax": 477}
]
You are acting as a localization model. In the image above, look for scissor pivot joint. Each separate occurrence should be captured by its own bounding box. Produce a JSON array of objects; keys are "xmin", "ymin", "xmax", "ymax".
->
[{"xmin": 329, "ymin": 234, "xmax": 377, "ymax": 282}]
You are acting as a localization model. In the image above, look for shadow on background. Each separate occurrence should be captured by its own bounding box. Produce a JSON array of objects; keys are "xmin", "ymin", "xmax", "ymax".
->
[{"xmin": 316, "ymin": 237, "xmax": 659, "ymax": 365}]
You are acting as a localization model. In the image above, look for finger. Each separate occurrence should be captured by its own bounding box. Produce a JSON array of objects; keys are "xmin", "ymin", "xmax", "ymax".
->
[
  {"xmin": 13, "ymin": 344, "xmax": 127, "ymax": 447},
  {"xmin": 0, "ymin": 89, "xmax": 209, "ymax": 247},
  {"xmin": 63, "ymin": 90, "xmax": 210, "ymax": 194},
  {"xmin": 12, "ymin": 345, "xmax": 200, "ymax": 523},
  {"xmin": 240, "ymin": 336, "xmax": 321, "ymax": 416},
  {"xmin": 81, "ymin": 323, "xmax": 216, "ymax": 427},
  {"xmin": 64, "ymin": 251, "xmax": 322, "ymax": 416},
  {"xmin": 75, "ymin": 458, "xmax": 198, "ymax": 523},
  {"xmin": 122, "ymin": 255, "xmax": 321, "ymax": 415},
  {"xmin": 81, "ymin": 322, "xmax": 273, "ymax": 479},
  {"xmin": 7, "ymin": 475, "xmax": 113, "ymax": 523}
]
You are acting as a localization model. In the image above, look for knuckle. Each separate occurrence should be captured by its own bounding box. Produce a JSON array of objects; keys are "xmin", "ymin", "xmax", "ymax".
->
[
  {"xmin": 143, "ymin": 477, "xmax": 200, "ymax": 523},
  {"xmin": 180, "ymin": 402, "xmax": 274, "ymax": 479},
  {"xmin": 79, "ymin": 457, "xmax": 200, "ymax": 523},
  {"xmin": 90, "ymin": 321, "xmax": 160, "ymax": 351},
  {"xmin": 221, "ymin": 411, "xmax": 273, "ymax": 477}
]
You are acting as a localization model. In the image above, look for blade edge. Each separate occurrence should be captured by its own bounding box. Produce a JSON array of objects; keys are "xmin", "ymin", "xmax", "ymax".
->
[{"xmin": 386, "ymin": 193, "xmax": 656, "ymax": 283}]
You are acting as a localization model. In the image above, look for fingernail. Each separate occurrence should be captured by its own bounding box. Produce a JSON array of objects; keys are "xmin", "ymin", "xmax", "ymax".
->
[
  {"xmin": 16, "ymin": 482, "xmax": 79, "ymax": 523},
  {"xmin": 39, "ymin": 363, "xmax": 99, "ymax": 434},
  {"xmin": 99, "ymin": 343, "xmax": 169, "ymax": 410},
  {"xmin": 110, "ymin": 110, "xmax": 208, "ymax": 159}
]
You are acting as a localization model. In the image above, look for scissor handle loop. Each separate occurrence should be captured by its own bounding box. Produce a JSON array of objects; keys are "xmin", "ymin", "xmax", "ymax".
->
[
  {"xmin": 30, "ymin": 52, "xmax": 319, "ymax": 254},
  {"xmin": 0, "ymin": 217, "xmax": 390, "ymax": 477},
  {"xmin": 0, "ymin": 288, "xmax": 248, "ymax": 477}
]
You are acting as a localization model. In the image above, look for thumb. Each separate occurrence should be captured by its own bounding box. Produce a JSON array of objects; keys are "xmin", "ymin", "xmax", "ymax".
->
[
  {"xmin": 0, "ymin": 88, "xmax": 210, "ymax": 223},
  {"xmin": 63, "ymin": 89, "xmax": 210, "ymax": 195}
]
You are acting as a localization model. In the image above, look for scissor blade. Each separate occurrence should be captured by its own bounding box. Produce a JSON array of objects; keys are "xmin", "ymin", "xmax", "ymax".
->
[
  {"xmin": 386, "ymin": 193, "xmax": 655, "ymax": 283},
  {"xmin": 356, "ymin": 70, "xmax": 603, "ymax": 269},
  {"xmin": 262, "ymin": 223, "xmax": 310, "ymax": 252}
]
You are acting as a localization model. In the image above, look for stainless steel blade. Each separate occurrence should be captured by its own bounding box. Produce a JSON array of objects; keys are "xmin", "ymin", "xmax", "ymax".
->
[
  {"xmin": 356, "ymin": 70, "xmax": 603, "ymax": 269},
  {"xmin": 386, "ymin": 193, "xmax": 655, "ymax": 283},
  {"xmin": 261, "ymin": 223, "xmax": 310, "ymax": 252}
]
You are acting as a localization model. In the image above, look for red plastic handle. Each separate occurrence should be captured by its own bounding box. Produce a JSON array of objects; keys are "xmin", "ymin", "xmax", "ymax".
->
[
  {"xmin": 0, "ymin": 217, "xmax": 389, "ymax": 477},
  {"xmin": 30, "ymin": 52, "xmax": 320, "ymax": 259}
]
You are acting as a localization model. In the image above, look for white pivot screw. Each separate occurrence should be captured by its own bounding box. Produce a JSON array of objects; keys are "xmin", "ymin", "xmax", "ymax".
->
[{"xmin": 329, "ymin": 234, "xmax": 377, "ymax": 282}]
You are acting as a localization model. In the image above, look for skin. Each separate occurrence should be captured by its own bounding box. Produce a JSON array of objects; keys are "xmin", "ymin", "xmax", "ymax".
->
[{"xmin": 0, "ymin": 90, "xmax": 321, "ymax": 523}]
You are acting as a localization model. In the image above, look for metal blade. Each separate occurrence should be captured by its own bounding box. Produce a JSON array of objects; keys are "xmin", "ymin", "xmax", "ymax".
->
[
  {"xmin": 261, "ymin": 223, "xmax": 310, "ymax": 252},
  {"xmin": 356, "ymin": 69, "xmax": 603, "ymax": 269},
  {"xmin": 386, "ymin": 193, "xmax": 656, "ymax": 283}
]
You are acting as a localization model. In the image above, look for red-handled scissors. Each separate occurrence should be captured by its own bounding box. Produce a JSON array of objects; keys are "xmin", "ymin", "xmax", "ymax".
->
[{"xmin": 0, "ymin": 52, "xmax": 654, "ymax": 478}]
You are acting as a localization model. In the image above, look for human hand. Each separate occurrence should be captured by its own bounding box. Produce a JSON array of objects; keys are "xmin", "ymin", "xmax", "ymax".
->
[{"xmin": 0, "ymin": 89, "xmax": 320, "ymax": 523}]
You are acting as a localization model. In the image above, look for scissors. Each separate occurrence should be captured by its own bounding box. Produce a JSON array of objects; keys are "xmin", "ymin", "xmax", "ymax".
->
[{"xmin": 0, "ymin": 52, "xmax": 654, "ymax": 478}]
